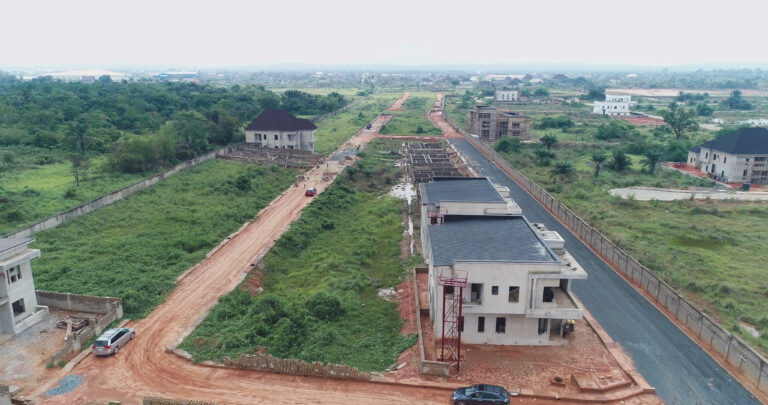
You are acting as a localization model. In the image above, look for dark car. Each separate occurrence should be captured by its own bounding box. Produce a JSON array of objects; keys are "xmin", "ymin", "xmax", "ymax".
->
[{"xmin": 451, "ymin": 384, "xmax": 509, "ymax": 405}]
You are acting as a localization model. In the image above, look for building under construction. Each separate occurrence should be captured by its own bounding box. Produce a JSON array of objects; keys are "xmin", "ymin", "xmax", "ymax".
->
[
  {"xmin": 403, "ymin": 142, "xmax": 471, "ymax": 183},
  {"xmin": 467, "ymin": 105, "xmax": 531, "ymax": 141}
]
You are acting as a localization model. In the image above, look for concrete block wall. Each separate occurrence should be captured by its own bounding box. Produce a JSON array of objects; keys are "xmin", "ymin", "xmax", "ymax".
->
[
  {"xmin": 225, "ymin": 354, "xmax": 371, "ymax": 381},
  {"xmin": 36, "ymin": 291, "xmax": 122, "ymax": 316},
  {"xmin": 3, "ymin": 146, "xmax": 234, "ymax": 239},
  {"xmin": 446, "ymin": 117, "xmax": 768, "ymax": 397}
]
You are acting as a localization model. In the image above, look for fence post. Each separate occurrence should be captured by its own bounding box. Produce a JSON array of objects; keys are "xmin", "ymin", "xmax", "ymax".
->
[{"xmin": 726, "ymin": 335, "xmax": 734, "ymax": 362}]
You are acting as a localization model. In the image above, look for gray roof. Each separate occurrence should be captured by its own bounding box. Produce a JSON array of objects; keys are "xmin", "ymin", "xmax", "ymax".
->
[
  {"xmin": 420, "ymin": 177, "xmax": 504, "ymax": 205},
  {"xmin": 696, "ymin": 127, "xmax": 768, "ymax": 155},
  {"xmin": 428, "ymin": 216, "xmax": 557, "ymax": 266},
  {"xmin": 0, "ymin": 238, "xmax": 34, "ymax": 255}
]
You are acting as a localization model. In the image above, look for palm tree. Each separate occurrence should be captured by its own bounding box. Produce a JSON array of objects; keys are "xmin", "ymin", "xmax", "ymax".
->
[
  {"xmin": 609, "ymin": 150, "xmax": 632, "ymax": 172},
  {"xmin": 540, "ymin": 134, "xmax": 559, "ymax": 150},
  {"xmin": 590, "ymin": 152, "xmax": 607, "ymax": 177},
  {"xmin": 535, "ymin": 148, "xmax": 555, "ymax": 166},
  {"xmin": 550, "ymin": 160, "xmax": 574, "ymax": 183},
  {"xmin": 641, "ymin": 150, "xmax": 664, "ymax": 174}
]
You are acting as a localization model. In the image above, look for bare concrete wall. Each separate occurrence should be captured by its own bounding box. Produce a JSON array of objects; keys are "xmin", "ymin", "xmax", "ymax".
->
[
  {"xmin": 36, "ymin": 291, "xmax": 122, "ymax": 317},
  {"xmin": 445, "ymin": 117, "xmax": 768, "ymax": 396},
  {"xmin": 3, "ymin": 146, "xmax": 235, "ymax": 239},
  {"xmin": 412, "ymin": 266, "xmax": 449, "ymax": 377}
]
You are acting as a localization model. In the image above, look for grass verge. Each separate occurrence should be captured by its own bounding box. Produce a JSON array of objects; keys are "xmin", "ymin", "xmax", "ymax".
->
[
  {"xmin": 313, "ymin": 93, "xmax": 400, "ymax": 155},
  {"xmin": 380, "ymin": 93, "xmax": 442, "ymax": 136},
  {"xmin": 30, "ymin": 159, "xmax": 297, "ymax": 319},
  {"xmin": 181, "ymin": 139, "xmax": 417, "ymax": 371}
]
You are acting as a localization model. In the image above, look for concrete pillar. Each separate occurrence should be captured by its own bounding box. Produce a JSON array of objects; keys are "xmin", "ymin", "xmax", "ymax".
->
[{"xmin": 0, "ymin": 385, "xmax": 11, "ymax": 405}]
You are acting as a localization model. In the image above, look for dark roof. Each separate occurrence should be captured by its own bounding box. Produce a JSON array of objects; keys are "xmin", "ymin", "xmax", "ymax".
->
[
  {"xmin": 427, "ymin": 216, "xmax": 557, "ymax": 266},
  {"xmin": 420, "ymin": 177, "xmax": 504, "ymax": 205},
  {"xmin": 689, "ymin": 146, "xmax": 701, "ymax": 153},
  {"xmin": 0, "ymin": 238, "xmax": 34, "ymax": 255},
  {"xmin": 696, "ymin": 127, "xmax": 768, "ymax": 155},
  {"xmin": 245, "ymin": 109, "xmax": 317, "ymax": 132}
]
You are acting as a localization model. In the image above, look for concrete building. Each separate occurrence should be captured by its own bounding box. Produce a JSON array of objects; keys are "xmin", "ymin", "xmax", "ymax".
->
[
  {"xmin": 467, "ymin": 105, "xmax": 531, "ymax": 141},
  {"xmin": 592, "ymin": 94, "xmax": 632, "ymax": 116},
  {"xmin": 0, "ymin": 238, "xmax": 46, "ymax": 336},
  {"xmin": 494, "ymin": 91, "xmax": 518, "ymax": 102},
  {"xmin": 687, "ymin": 127, "xmax": 768, "ymax": 184},
  {"xmin": 419, "ymin": 177, "xmax": 586, "ymax": 346},
  {"xmin": 244, "ymin": 109, "xmax": 318, "ymax": 152}
]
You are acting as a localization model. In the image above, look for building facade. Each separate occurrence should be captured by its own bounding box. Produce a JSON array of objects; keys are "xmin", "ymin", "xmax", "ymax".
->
[
  {"xmin": 494, "ymin": 91, "xmax": 519, "ymax": 102},
  {"xmin": 467, "ymin": 106, "xmax": 531, "ymax": 141},
  {"xmin": 0, "ymin": 238, "xmax": 46, "ymax": 335},
  {"xmin": 592, "ymin": 94, "xmax": 632, "ymax": 116},
  {"xmin": 687, "ymin": 127, "xmax": 768, "ymax": 184},
  {"xmin": 244, "ymin": 109, "xmax": 317, "ymax": 152},
  {"xmin": 419, "ymin": 177, "xmax": 586, "ymax": 346}
]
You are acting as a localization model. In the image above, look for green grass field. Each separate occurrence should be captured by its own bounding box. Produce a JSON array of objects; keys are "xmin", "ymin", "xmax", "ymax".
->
[
  {"xmin": 181, "ymin": 139, "xmax": 416, "ymax": 371},
  {"xmin": 313, "ymin": 93, "xmax": 400, "ymax": 155},
  {"xmin": 0, "ymin": 146, "xmax": 156, "ymax": 235},
  {"xmin": 30, "ymin": 160, "xmax": 297, "ymax": 319},
  {"xmin": 380, "ymin": 92, "xmax": 442, "ymax": 136},
  {"xmin": 497, "ymin": 142, "xmax": 768, "ymax": 353}
]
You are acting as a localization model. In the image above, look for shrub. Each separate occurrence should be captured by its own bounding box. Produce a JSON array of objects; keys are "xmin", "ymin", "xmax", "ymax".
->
[
  {"xmin": 306, "ymin": 291, "xmax": 345, "ymax": 321},
  {"xmin": 494, "ymin": 137, "xmax": 521, "ymax": 153}
]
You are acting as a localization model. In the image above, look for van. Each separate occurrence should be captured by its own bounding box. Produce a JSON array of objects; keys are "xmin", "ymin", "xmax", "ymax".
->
[{"xmin": 92, "ymin": 328, "xmax": 135, "ymax": 356}]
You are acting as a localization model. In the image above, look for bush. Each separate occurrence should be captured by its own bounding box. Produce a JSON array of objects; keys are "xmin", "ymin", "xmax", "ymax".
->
[
  {"xmin": 306, "ymin": 292, "xmax": 345, "ymax": 321},
  {"xmin": 494, "ymin": 137, "xmax": 521, "ymax": 153},
  {"xmin": 536, "ymin": 116, "xmax": 573, "ymax": 130},
  {"xmin": 596, "ymin": 120, "xmax": 638, "ymax": 140}
]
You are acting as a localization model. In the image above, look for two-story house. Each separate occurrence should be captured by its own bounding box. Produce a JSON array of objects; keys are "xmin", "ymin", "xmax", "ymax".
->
[
  {"xmin": 0, "ymin": 238, "xmax": 46, "ymax": 335},
  {"xmin": 244, "ymin": 109, "xmax": 318, "ymax": 152},
  {"xmin": 592, "ymin": 94, "xmax": 632, "ymax": 116},
  {"xmin": 419, "ymin": 177, "xmax": 587, "ymax": 346},
  {"xmin": 687, "ymin": 127, "xmax": 768, "ymax": 184}
]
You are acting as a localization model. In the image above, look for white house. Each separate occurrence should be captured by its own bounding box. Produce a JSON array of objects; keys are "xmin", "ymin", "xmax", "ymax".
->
[
  {"xmin": 687, "ymin": 127, "xmax": 768, "ymax": 184},
  {"xmin": 593, "ymin": 94, "xmax": 632, "ymax": 116},
  {"xmin": 244, "ymin": 109, "xmax": 317, "ymax": 152},
  {"xmin": 0, "ymin": 238, "xmax": 47, "ymax": 335},
  {"xmin": 419, "ymin": 177, "xmax": 586, "ymax": 346},
  {"xmin": 494, "ymin": 91, "xmax": 519, "ymax": 102}
]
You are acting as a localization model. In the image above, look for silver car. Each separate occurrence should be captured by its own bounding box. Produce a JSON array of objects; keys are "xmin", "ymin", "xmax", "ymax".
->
[{"xmin": 91, "ymin": 328, "xmax": 135, "ymax": 356}]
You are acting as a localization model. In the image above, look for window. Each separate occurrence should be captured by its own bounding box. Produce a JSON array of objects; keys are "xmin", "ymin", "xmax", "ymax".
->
[
  {"xmin": 491, "ymin": 286, "xmax": 499, "ymax": 295},
  {"xmin": 512, "ymin": 131, "xmax": 521, "ymax": 136},
  {"xmin": 481, "ymin": 121, "xmax": 490, "ymax": 129},
  {"xmin": 724, "ymin": 157, "xmax": 727, "ymax": 163},
  {"xmin": 274, "ymin": 134, "xmax": 279, "ymax": 140},
  {"xmin": 543, "ymin": 287, "xmax": 554, "ymax": 303},
  {"xmin": 538, "ymin": 318, "xmax": 548, "ymax": 335},
  {"xmin": 481, "ymin": 129, "xmax": 490, "ymax": 136},
  {"xmin": 6, "ymin": 265, "xmax": 21, "ymax": 284},
  {"xmin": 470, "ymin": 284, "xmax": 482, "ymax": 304},
  {"xmin": 460, "ymin": 316, "xmax": 464, "ymax": 332},
  {"xmin": 512, "ymin": 122, "xmax": 520, "ymax": 128},
  {"xmin": 744, "ymin": 169, "xmax": 748, "ymax": 177},
  {"xmin": 495, "ymin": 317, "xmax": 506, "ymax": 333},
  {"xmin": 508, "ymin": 286, "xmax": 520, "ymax": 302},
  {"xmin": 12, "ymin": 298, "xmax": 25, "ymax": 317},
  {"xmin": 444, "ymin": 286, "xmax": 454, "ymax": 295},
  {"xmin": 478, "ymin": 316, "xmax": 485, "ymax": 333}
]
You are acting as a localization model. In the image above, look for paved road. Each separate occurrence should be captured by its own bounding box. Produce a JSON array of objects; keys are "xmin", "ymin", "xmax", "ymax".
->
[{"xmin": 449, "ymin": 139, "xmax": 759, "ymax": 405}]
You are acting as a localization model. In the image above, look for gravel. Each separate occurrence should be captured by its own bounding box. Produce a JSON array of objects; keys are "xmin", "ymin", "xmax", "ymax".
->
[{"xmin": 45, "ymin": 374, "xmax": 84, "ymax": 396}]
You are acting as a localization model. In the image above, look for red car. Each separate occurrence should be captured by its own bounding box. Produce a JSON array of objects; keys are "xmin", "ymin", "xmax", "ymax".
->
[{"xmin": 305, "ymin": 187, "xmax": 317, "ymax": 197}]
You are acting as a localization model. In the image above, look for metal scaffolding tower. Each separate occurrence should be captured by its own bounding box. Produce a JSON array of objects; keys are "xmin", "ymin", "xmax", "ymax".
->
[{"xmin": 439, "ymin": 269, "xmax": 467, "ymax": 376}]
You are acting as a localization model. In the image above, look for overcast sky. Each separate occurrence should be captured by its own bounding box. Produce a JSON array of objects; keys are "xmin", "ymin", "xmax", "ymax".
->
[{"xmin": 2, "ymin": 0, "xmax": 766, "ymax": 68}]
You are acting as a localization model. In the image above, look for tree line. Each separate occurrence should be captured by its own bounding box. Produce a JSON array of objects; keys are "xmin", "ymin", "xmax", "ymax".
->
[{"xmin": 0, "ymin": 73, "xmax": 348, "ymax": 173}]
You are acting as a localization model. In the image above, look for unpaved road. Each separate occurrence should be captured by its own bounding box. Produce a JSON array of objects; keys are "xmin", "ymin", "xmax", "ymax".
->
[
  {"xmin": 35, "ymin": 100, "xmax": 449, "ymax": 405},
  {"xmin": 387, "ymin": 92, "xmax": 410, "ymax": 111}
]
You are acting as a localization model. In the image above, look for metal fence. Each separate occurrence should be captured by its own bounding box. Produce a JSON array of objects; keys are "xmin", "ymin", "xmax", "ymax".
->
[{"xmin": 444, "ymin": 115, "xmax": 768, "ymax": 395}]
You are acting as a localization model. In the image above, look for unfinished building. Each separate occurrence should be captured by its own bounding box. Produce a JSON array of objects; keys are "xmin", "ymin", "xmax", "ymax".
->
[
  {"xmin": 418, "ymin": 177, "xmax": 586, "ymax": 349},
  {"xmin": 220, "ymin": 143, "xmax": 323, "ymax": 169},
  {"xmin": 467, "ymin": 105, "xmax": 531, "ymax": 141},
  {"xmin": 403, "ymin": 143, "xmax": 466, "ymax": 183},
  {"xmin": 244, "ymin": 109, "xmax": 317, "ymax": 152},
  {"xmin": 0, "ymin": 238, "xmax": 46, "ymax": 335}
]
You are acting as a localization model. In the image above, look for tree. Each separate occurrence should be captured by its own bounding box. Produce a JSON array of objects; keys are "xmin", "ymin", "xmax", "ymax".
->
[
  {"xmin": 596, "ymin": 120, "xmax": 638, "ymax": 140},
  {"xmin": 540, "ymin": 134, "xmax": 558, "ymax": 150},
  {"xmin": 64, "ymin": 121, "xmax": 88, "ymax": 154},
  {"xmin": 172, "ymin": 111, "xmax": 209, "ymax": 157},
  {"xmin": 494, "ymin": 137, "xmax": 521, "ymax": 153},
  {"xmin": 534, "ymin": 148, "xmax": 555, "ymax": 166},
  {"xmin": 70, "ymin": 154, "xmax": 89, "ymax": 187},
  {"xmin": 533, "ymin": 87, "xmax": 550, "ymax": 97},
  {"xmin": 582, "ymin": 88, "xmax": 605, "ymax": 101},
  {"xmin": 723, "ymin": 90, "xmax": 753, "ymax": 110},
  {"xmin": 609, "ymin": 150, "xmax": 632, "ymax": 172},
  {"xmin": 640, "ymin": 149, "xmax": 664, "ymax": 174},
  {"xmin": 696, "ymin": 103, "xmax": 714, "ymax": 116},
  {"xmin": 660, "ymin": 107, "xmax": 698, "ymax": 140},
  {"xmin": 590, "ymin": 152, "xmax": 607, "ymax": 177},
  {"xmin": 550, "ymin": 161, "xmax": 574, "ymax": 183}
]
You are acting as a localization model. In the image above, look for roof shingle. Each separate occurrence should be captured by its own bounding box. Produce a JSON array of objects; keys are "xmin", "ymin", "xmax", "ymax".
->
[
  {"xmin": 696, "ymin": 127, "xmax": 768, "ymax": 155},
  {"xmin": 245, "ymin": 109, "xmax": 317, "ymax": 132}
]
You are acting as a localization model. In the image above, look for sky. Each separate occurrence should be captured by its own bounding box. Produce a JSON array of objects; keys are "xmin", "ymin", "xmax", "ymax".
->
[{"xmin": 2, "ymin": 0, "xmax": 767, "ymax": 69}]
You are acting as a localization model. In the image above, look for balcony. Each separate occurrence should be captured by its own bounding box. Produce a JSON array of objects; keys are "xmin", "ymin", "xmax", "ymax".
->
[{"xmin": 526, "ymin": 287, "xmax": 583, "ymax": 319}]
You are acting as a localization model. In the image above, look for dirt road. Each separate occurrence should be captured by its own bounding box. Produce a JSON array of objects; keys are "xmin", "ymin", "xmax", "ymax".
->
[
  {"xmin": 387, "ymin": 92, "xmax": 410, "ymax": 111},
  {"xmin": 35, "ymin": 100, "xmax": 449, "ymax": 405}
]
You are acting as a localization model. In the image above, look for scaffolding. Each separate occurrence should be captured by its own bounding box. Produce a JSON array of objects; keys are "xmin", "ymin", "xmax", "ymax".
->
[{"xmin": 439, "ymin": 269, "xmax": 467, "ymax": 376}]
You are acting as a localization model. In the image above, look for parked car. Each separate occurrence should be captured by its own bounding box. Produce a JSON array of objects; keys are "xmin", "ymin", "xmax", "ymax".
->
[
  {"xmin": 305, "ymin": 187, "xmax": 317, "ymax": 197},
  {"xmin": 92, "ymin": 328, "xmax": 135, "ymax": 356},
  {"xmin": 451, "ymin": 384, "xmax": 509, "ymax": 405}
]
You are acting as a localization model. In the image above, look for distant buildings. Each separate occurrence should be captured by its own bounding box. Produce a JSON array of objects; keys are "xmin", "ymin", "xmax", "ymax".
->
[
  {"xmin": 467, "ymin": 105, "xmax": 531, "ymax": 141},
  {"xmin": 592, "ymin": 94, "xmax": 632, "ymax": 116},
  {"xmin": 244, "ymin": 109, "xmax": 317, "ymax": 152},
  {"xmin": 494, "ymin": 91, "xmax": 518, "ymax": 102},
  {"xmin": 687, "ymin": 127, "xmax": 768, "ymax": 184},
  {"xmin": 419, "ymin": 177, "xmax": 586, "ymax": 346},
  {"xmin": 0, "ymin": 238, "xmax": 45, "ymax": 335},
  {"xmin": 32, "ymin": 69, "xmax": 132, "ymax": 83}
]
